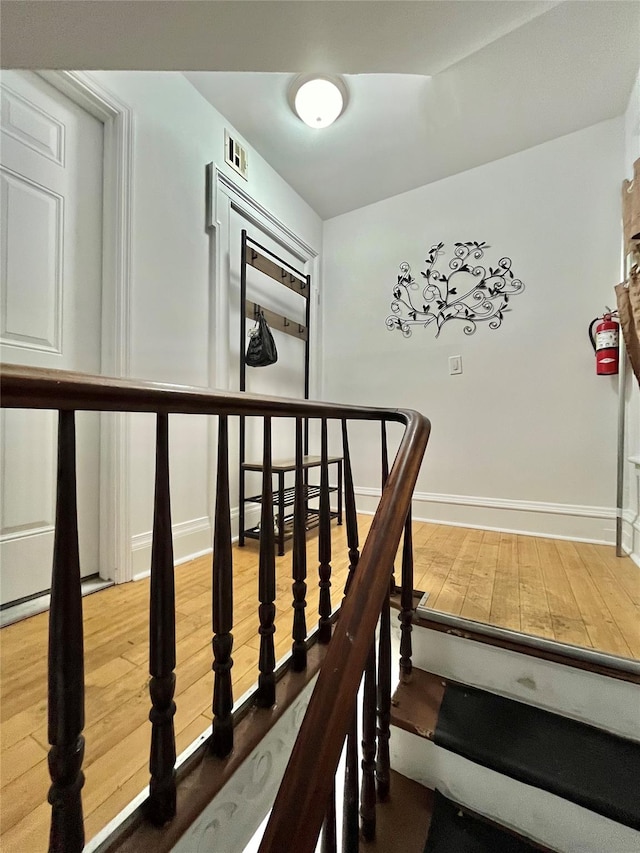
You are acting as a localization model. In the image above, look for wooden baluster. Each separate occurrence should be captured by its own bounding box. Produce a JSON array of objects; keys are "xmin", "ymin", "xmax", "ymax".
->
[
  {"xmin": 211, "ymin": 415, "xmax": 234, "ymax": 757},
  {"xmin": 47, "ymin": 410, "xmax": 85, "ymax": 853},
  {"xmin": 340, "ymin": 420, "xmax": 360, "ymax": 850},
  {"xmin": 147, "ymin": 413, "xmax": 177, "ymax": 825},
  {"xmin": 341, "ymin": 419, "xmax": 359, "ymax": 595},
  {"xmin": 342, "ymin": 709, "xmax": 359, "ymax": 852},
  {"xmin": 318, "ymin": 418, "xmax": 333, "ymax": 643},
  {"xmin": 360, "ymin": 642, "xmax": 377, "ymax": 841},
  {"xmin": 321, "ymin": 778, "xmax": 337, "ymax": 853},
  {"xmin": 291, "ymin": 417, "xmax": 307, "ymax": 672},
  {"xmin": 376, "ymin": 422, "xmax": 392, "ymax": 802},
  {"xmin": 380, "ymin": 421, "xmax": 395, "ymax": 592},
  {"xmin": 400, "ymin": 508, "xmax": 414, "ymax": 682},
  {"xmin": 257, "ymin": 417, "xmax": 276, "ymax": 707}
]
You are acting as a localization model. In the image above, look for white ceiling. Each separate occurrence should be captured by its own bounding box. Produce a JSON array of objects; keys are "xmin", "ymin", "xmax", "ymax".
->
[
  {"xmin": 2, "ymin": 1, "xmax": 639, "ymax": 219},
  {"xmin": 185, "ymin": 1, "xmax": 640, "ymax": 218}
]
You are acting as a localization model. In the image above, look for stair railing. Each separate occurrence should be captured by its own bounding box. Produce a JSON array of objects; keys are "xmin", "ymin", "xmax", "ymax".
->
[{"xmin": 0, "ymin": 363, "xmax": 430, "ymax": 853}]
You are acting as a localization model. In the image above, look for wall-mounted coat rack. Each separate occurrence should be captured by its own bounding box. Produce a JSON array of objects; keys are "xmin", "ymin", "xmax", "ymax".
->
[
  {"xmin": 245, "ymin": 300, "xmax": 308, "ymax": 341},
  {"xmin": 239, "ymin": 230, "xmax": 339, "ymax": 556},
  {"xmin": 239, "ymin": 231, "xmax": 311, "ymax": 390}
]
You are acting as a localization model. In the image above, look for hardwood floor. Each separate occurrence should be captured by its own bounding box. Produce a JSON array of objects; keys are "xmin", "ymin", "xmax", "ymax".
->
[
  {"xmin": 412, "ymin": 522, "xmax": 640, "ymax": 659},
  {"xmin": 1, "ymin": 517, "xmax": 638, "ymax": 851},
  {"xmin": 0, "ymin": 517, "xmax": 371, "ymax": 852}
]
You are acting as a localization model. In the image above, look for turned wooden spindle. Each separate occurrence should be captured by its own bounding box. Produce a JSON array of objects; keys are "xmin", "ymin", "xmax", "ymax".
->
[
  {"xmin": 47, "ymin": 410, "xmax": 86, "ymax": 853},
  {"xmin": 211, "ymin": 415, "xmax": 234, "ymax": 757},
  {"xmin": 400, "ymin": 508, "xmax": 414, "ymax": 682},
  {"xmin": 342, "ymin": 709, "xmax": 360, "ymax": 852},
  {"xmin": 257, "ymin": 417, "xmax": 276, "ymax": 707},
  {"xmin": 376, "ymin": 603, "xmax": 392, "ymax": 802},
  {"xmin": 360, "ymin": 642, "xmax": 377, "ymax": 841},
  {"xmin": 318, "ymin": 418, "xmax": 333, "ymax": 643},
  {"xmin": 341, "ymin": 420, "xmax": 360, "ymax": 596},
  {"xmin": 147, "ymin": 413, "xmax": 177, "ymax": 825},
  {"xmin": 321, "ymin": 777, "xmax": 337, "ymax": 853},
  {"xmin": 380, "ymin": 421, "xmax": 395, "ymax": 592},
  {"xmin": 291, "ymin": 417, "xmax": 308, "ymax": 671},
  {"xmin": 376, "ymin": 421, "xmax": 392, "ymax": 801}
]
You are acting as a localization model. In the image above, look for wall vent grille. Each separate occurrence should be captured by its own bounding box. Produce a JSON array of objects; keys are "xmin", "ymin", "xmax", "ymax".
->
[{"xmin": 224, "ymin": 130, "xmax": 248, "ymax": 180}]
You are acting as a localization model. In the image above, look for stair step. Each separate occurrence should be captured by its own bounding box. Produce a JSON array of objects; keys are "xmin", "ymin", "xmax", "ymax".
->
[
  {"xmin": 402, "ymin": 619, "xmax": 640, "ymax": 741},
  {"xmin": 367, "ymin": 770, "xmax": 434, "ymax": 853},
  {"xmin": 392, "ymin": 668, "xmax": 640, "ymax": 830},
  {"xmin": 424, "ymin": 791, "xmax": 544, "ymax": 853}
]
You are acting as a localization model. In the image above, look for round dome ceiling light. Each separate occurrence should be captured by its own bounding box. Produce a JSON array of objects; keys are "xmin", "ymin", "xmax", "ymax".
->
[{"xmin": 290, "ymin": 75, "xmax": 348, "ymax": 129}]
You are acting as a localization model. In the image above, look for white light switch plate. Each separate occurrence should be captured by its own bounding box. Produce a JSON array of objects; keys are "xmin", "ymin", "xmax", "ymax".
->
[{"xmin": 449, "ymin": 355, "xmax": 463, "ymax": 375}]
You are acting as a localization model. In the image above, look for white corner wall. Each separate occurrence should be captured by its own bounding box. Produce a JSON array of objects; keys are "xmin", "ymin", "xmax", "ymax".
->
[
  {"xmin": 623, "ymin": 69, "xmax": 640, "ymax": 566},
  {"xmin": 86, "ymin": 71, "xmax": 322, "ymax": 577},
  {"xmin": 322, "ymin": 118, "xmax": 625, "ymax": 543}
]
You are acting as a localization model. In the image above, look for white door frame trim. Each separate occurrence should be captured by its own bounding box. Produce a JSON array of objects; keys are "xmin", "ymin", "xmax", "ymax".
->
[{"xmin": 38, "ymin": 70, "xmax": 134, "ymax": 584}]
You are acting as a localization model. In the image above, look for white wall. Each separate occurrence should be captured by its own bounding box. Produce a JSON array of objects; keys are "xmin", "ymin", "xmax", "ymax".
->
[
  {"xmin": 87, "ymin": 72, "xmax": 322, "ymax": 577},
  {"xmin": 322, "ymin": 118, "xmax": 624, "ymax": 542},
  {"xmin": 622, "ymin": 69, "xmax": 640, "ymax": 566}
]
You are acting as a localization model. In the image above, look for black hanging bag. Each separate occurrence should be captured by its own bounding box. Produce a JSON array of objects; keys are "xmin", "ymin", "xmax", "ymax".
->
[{"xmin": 245, "ymin": 310, "xmax": 278, "ymax": 367}]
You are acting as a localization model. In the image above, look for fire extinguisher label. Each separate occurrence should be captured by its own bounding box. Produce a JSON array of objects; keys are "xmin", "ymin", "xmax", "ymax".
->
[{"xmin": 596, "ymin": 330, "xmax": 618, "ymax": 350}]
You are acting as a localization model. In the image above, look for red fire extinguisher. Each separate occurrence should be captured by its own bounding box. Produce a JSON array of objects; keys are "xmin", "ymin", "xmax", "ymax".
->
[{"xmin": 589, "ymin": 311, "xmax": 619, "ymax": 375}]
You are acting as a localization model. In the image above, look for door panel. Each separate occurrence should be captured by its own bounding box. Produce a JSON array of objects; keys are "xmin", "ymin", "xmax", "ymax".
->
[
  {"xmin": 0, "ymin": 71, "xmax": 103, "ymax": 605},
  {"xmin": 1, "ymin": 168, "xmax": 63, "ymax": 352}
]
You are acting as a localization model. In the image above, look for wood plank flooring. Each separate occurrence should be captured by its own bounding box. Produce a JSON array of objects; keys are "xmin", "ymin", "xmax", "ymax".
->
[
  {"xmin": 1, "ymin": 517, "xmax": 638, "ymax": 852},
  {"xmin": 0, "ymin": 517, "xmax": 371, "ymax": 852},
  {"xmin": 412, "ymin": 523, "xmax": 640, "ymax": 659}
]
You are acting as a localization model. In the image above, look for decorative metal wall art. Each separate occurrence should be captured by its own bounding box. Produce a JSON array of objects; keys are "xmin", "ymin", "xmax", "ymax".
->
[{"xmin": 386, "ymin": 241, "xmax": 525, "ymax": 338}]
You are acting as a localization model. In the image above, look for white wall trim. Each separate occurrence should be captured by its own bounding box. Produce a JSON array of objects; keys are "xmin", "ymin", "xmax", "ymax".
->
[
  {"xmin": 131, "ymin": 516, "xmax": 213, "ymax": 581},
  {"xmin": 131, "ymin": 515, "xmax": 212, "ymax": 553},
  {"xmin": 210, "ymin": 168, "xmax": 317, "ymax": 260},
  {"xmin": 38, "ymin": 71, "xmax": 134, "ymax": 585},
  {"xmin": 622, "ymin": 455, "xmax": 640, "ymax": 567},
  {"xmin": 356, "ymin": 486, "xmax": 617, "ymax": 544},
  {"xmin": 357, "ymin": 486, "xmax": 615, "ymax": 520}
]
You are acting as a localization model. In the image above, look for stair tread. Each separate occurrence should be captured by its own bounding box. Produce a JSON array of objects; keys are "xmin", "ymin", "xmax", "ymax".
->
[
  {"xmin": 424, "ymin": 791, "xmax": 545, "ymax": 853},
  {"xmin": 365, "ymin": 770, "xmax": 434, "ymax": 853},
  {"xmin": 392, "ymin": 667, "xmax": 640, "ymax": 830}
]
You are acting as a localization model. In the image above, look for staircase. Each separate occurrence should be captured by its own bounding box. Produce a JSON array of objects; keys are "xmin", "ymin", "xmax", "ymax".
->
[
  {"xmin": 111, "ymin": 609, "xmax": 639, "ymax": 853},
  {"xmin": 384, "ymin": 612, "xmax": 640, "ymax": 853},
  {"xmin": 3, "ymin": 364, "xmax": 638, "ymax": 853}
]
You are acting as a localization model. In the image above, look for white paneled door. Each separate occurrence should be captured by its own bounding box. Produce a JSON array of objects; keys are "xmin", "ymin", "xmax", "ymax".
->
[{"xmin": 0, "ymin": 71, "xmax": 104, "ymax": 605}]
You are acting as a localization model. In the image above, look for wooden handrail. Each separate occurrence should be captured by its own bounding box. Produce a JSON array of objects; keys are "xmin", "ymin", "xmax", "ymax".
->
[
  {"xmin": 1, "ymin": 363, "xmax": 430, "ymax": 852},
  {"xmin": 0, "ymin": 364, "xmax": 409, "ymax": 423},
  {"xmin": 259, "ymin": 406, "xmax": 430, "ymax": 852}
]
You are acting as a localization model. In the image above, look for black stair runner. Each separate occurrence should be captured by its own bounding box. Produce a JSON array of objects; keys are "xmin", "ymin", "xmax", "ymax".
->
[
  {"xmin": 434, "ymin": 682, "xmax": 640, "ymax": 830},
  {"xmin": 424, "ymin": 790, "xmax": 542, "ymax": 853}
]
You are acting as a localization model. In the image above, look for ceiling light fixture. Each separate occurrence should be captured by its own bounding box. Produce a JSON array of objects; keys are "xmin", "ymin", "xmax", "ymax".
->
[{"xmin": 289, "ymin": 75, "xmax": 348, "ymax": 129}]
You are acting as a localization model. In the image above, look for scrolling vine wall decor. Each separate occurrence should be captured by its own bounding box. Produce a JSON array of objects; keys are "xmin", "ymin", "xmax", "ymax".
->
[{"xmin": 386, "ymin": 241, "xmax": 525, "ymax": 338}]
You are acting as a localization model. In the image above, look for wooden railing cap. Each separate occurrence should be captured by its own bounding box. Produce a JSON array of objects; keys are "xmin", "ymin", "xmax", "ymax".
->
[{"xmin": 0, "ymin": 364, "xmax": 418, "ymax": 425}]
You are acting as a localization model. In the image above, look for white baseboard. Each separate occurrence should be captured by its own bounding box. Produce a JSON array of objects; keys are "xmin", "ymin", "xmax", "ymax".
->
[
  {"xmin": 131, "ymin": 516, "xmax": 213, "ymax": 580},
  {"xmin": 129, "ymin": 505, "xmax": 264, "ymax": 581},
  {"xmin": 355, "ymin": 487, "xmax": 617, "ymax": 545},
  {"xmin": 622, "ymin": 509, "xmax": 640, "ymax": 567}
]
